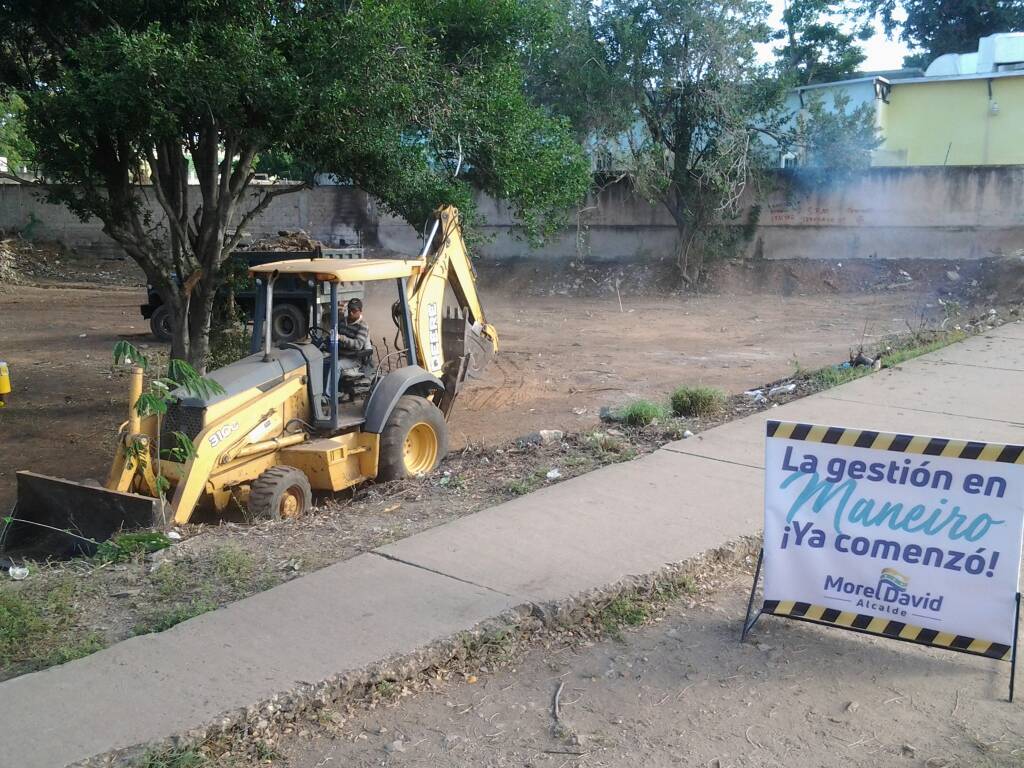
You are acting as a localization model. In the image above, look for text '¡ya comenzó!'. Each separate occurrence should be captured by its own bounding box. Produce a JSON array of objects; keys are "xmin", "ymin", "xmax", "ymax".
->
[{"xmin": 776, "ymin": 446, "xmax": 1010, "ymax": 578}]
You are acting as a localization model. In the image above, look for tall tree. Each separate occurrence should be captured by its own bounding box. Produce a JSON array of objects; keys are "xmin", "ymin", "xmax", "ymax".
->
[
  {"xmin": 0, "ymin": 0, "xmax": 589, "ymax": 369},
  {"xmin": 590, "ymin": 0, "xmax": 786, "ymax": 283},
  {"xmin": 867, "ymin": 0, "xmax": 1024, "ymax": 67},
  {"xmin": 776, "ymin": 0, "xmax": 873, "ymax": 85}
]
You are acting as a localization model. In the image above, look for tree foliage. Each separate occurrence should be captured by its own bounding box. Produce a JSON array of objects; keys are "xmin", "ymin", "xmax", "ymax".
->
[
  {"xmin": 0, "ymin": 0, "xmax": 589, "ymax": 368},
  {"xmin": 796, "ymin": 91, "xmax": 882, "ymax": 174},
  {"xmin": 775, "ymin": 0, "xmax": 873, "ymax": 85},
  {"xmin": 0, "ymin": 93, "xmax": 32, "ymax": 170},
  {"xmin": 559, "ymin": 0, "xmax": 786, "ymax": 282},
  {"xmin": 866, "ymin": 0, "xmax": 1024, "ymax": 65}
]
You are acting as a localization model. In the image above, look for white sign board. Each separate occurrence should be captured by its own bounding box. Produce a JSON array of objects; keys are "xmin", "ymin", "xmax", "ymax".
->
[{"xmin": 764, "ymin": 421, "xmax": 1024, "ymax": 654}]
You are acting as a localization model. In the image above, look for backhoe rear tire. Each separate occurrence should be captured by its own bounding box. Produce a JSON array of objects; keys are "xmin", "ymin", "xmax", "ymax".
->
[
  {"xmin": 272, "ymin": 303, "xmax": 306, "ymax": 344},
  {"xmin": 249, "ymin": 466, "xmax": 312, "ymax": 521},
  {"xmin": 149, "ymin": 305, "xmax": 172, "ymax": 342},
  {"xmin": 378, "ymin": 395, "xmax": 448, "ymax": 481}
]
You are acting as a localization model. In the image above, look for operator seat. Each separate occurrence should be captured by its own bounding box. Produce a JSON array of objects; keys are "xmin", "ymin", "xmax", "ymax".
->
[{"xmin": 329, "ymin": 341, "xmax": 375, "ymax": 402}]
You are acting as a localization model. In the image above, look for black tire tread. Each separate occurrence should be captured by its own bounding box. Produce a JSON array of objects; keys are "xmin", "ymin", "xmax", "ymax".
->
[
  {"xmin": 249, "ymin": 465, "xmax": 312, "ymax": 521},
  {"xmin": 150, "ymin": 305, "xmax": 172, "ymax": 342},
  {"xmin": 377, "ymin": 395, "xmax": 448, "ymax": 481},
  {"xmin": 271, "ymin": 303, "xmax": 306, "ymax": 343}
]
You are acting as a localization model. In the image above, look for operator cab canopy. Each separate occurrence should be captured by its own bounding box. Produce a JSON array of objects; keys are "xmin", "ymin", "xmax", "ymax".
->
[{"xmin": 249, "ymin": 257, "xmax": 426, "ymax": 283}]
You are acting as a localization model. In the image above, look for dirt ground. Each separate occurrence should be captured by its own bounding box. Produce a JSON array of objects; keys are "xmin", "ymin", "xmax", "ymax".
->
[
  {"xmin": 0, "ymin": 258, "xmax": 949, "ymax": 510},
  {"xmin": 280, "ymin": 557, "xmax": 1024, "ymax": 768},
  {"xmin": 0, "ymin": 246, "xmax": 1017, "ymax": 683}
]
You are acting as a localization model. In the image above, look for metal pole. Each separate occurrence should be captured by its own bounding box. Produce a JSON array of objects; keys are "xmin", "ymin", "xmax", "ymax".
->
[
  {"xmin": 419, "ymin": 218, "xmax": 440, "ymax": 260},
  {"xmin": 251, "ymin": 279, "xmax": 266, "ymax": 356},
  {"xmin": 1011, "ymin": 592, "xmax": 1020, "ymax": 703},
  {"xmin": 741, "ymin": 548, "xmax": 765, "ymax": 642},
  {"xmin": 329, "ymin": 281, "xmax": 339, "ymax": 430},
  {"xmin": 262, "ymin": 274, "xmax": 276, "ymax": 362},
  {"xmin": 396, "ymin": 277, "xmax": 418, "ymax": 367}
]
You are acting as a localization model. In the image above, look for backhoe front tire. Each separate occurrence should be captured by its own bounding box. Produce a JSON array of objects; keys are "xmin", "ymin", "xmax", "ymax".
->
[
  {"xmin": 249, "ymin": 466, "xmax": 312, "ymax": 521},
  {"xmin": 378, "ymin": 395, "xmax": 448, "ymax": 481}
]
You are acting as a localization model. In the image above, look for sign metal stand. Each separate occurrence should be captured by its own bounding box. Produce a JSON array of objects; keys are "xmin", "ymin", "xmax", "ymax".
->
[{"xmin": 742, "ymin": 551, "xmax": 1021, "ymax": 703}]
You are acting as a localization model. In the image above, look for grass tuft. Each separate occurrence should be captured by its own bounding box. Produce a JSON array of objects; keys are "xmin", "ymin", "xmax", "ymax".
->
[
  {"xmin": 670, "ymin": 386, "xmax": 726, "ymax": 418},
  {"xmin": 211, "ymin": 546, "xmax": 257, "ymax": 590},
  {"xmin": 136, "ymin": 747, "xmax": 209, "ymax": 768},
  {"xmin": 599, "ymin": 595, "xmax": 649, "ymax": 637},
  {"xmin": 504, "ymin": 477, "xmax": 539, "ymax": 496},
  {"xmin": 811, "ymin": 365, "xmax": 869, "ymax": 389},
  {"xmin": 617, "ymin": 399, "xmax": 667, "ymax": 427},
  {"xmin": 882, "ymin": 331, "xmax": 966, "ymax": 368},
  {"xmin": 133, "ymin": 599, "xmax": 217, "ymax": 635}
]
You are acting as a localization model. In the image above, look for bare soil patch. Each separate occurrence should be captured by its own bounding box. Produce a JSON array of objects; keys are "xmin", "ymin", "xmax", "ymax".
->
[{"xmin": 281, "ymin": 554, "xmax": 1024, "ymax": 768}]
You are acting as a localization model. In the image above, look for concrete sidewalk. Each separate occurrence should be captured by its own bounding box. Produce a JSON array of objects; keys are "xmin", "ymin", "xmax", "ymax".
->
[{"xmin": 2, "ymin": 324, "xmax": 1022, "ymax": 767}]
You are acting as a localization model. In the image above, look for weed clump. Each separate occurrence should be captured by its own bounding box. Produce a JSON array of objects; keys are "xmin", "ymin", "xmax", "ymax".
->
[
  {"xmin": 617, "ymin": 399, "xmax": 667, "ymax": 427},
  {"xmin": 133, "ymin": 599, "xmax": 217, "ymax": 635},
  {"xmin": 670, "ymin": 386, "xmax": 725, "ymax": 418}
]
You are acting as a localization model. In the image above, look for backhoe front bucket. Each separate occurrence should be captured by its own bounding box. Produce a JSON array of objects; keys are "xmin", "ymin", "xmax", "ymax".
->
[{"xmin": 1, "ymin": 472, "xmax": 162, "ymax": 559}]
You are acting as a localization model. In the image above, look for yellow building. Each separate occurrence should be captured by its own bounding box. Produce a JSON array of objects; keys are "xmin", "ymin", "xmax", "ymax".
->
[{"xmin": 874, "ymin": 71, "xmax": 1024, "ymax": 166}]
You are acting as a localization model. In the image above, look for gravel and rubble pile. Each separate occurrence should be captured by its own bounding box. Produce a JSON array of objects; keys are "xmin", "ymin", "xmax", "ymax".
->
[{"xmin": 238, "ymin": 230, "xmax": 322, "ymax": 251}]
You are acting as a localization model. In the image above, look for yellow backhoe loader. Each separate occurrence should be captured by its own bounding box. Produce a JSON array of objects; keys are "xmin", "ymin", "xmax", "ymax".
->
[{"xmin": 2, "ymin": 206, "xmax": 497, "ymax": 558}]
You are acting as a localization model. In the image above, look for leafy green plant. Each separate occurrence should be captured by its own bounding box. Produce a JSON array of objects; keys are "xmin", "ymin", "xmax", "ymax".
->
[
  {"xmin": 112, "ymin": 340, "xmax": 224, "ymax": 508},
  {"xmin": 670, "ymin": 386, "xmax": 726, "ymax": 418},
  {"xmin": 617, "ymin": 400, "xmax": 667, "ymax": 427},
  {"xmin": 94, "ymin": 531, "xmax": 172, "ymax": 564},
  {"xmin": 207, "ymin": 326, "xmax": 251, "ymax": 370}
]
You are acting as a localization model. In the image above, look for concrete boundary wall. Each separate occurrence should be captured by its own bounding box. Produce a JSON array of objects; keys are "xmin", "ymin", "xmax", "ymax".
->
[{"xmin": 1, "ymin": 165, "xmax": 1022, "ymax": 262}]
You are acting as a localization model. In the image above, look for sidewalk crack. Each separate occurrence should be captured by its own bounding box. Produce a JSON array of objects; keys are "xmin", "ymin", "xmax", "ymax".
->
[{"xmin": 369, "ymin": 550, "xmax": 514, "ymax": 597}]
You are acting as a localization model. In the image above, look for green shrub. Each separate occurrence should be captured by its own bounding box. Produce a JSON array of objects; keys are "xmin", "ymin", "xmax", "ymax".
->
[
  {"xmin": 670, "ymin": 386, "xmax": 726, "ymax": 417},
  {"xmin": 618, "ymin": 400, "xmax": 667, "ymax": 427},
  {"xmin": 94, "ymin": 531, "xmax": 172, "ymax": 563},
  {"xmin": 207, "ymin": 325, "xmax": 250, "ymax": 370}
]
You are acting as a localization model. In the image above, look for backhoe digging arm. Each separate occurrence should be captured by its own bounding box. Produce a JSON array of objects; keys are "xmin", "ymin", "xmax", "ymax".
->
[{"xmin": 406, "ymin": 206, "xmax": 498, "ymax": 380}]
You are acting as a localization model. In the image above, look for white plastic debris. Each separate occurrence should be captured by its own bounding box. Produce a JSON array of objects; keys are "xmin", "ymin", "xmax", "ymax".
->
[
  {"xmin": 546, "ymin": 469, "xmax": 562, "ymax": 480},
  {"xmin": 768, "ymin": 383, "xmax": 796, "ymax": 397},
  {"xmin": 744, "ymin": 389, "xmax": 769, "ymax": 404},
  {"xmin": 167, "ymin": 531, "xmax": 182, "ymax": 541},
  {"xmin": 682, "ymin": 430, "xmax": 694, "ymax": 439},
  {"xmin": 9, "ymin": 565, "xmax": 29, "ymax": 580}
]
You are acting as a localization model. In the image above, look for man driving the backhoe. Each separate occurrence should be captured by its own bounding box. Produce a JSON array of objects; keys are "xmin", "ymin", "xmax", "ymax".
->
[{"xmin": 338, "ymin": 297, "xmax": 369, "ymax": 353}]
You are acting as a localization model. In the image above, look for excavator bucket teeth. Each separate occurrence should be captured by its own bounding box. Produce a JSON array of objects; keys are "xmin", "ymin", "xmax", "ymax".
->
[{"xmin": 1, "ymin": 472, "xmax": 162, "ymax": 559}]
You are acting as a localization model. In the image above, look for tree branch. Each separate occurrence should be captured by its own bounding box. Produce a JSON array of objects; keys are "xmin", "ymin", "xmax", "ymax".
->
[{"xmin": 146, "ymin": 149, "xmax": 193, "ymax": 258}]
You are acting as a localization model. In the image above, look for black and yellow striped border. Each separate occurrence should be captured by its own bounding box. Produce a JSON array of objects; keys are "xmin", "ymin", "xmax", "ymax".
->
[
  {"xmin": 763, "ymin": 600, "xmax": 1012, "ymax": 661},
  {"xmin": 767, "ymin": 420, "xmax": 1024, "ymax": 464}
]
